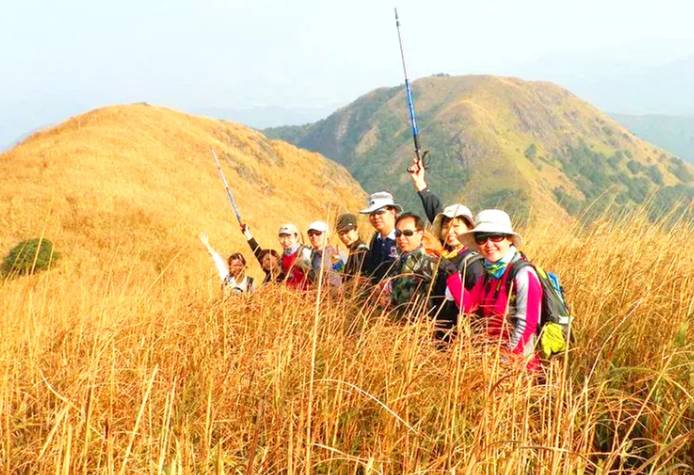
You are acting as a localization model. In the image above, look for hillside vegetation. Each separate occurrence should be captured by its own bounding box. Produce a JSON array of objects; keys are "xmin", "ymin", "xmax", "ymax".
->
[
  {"xmin": 0, "ymin": 103, "xmax": 366, "ymax": 281},
  {"xmin": 266, "ymin": 75, "xmax": 694, "ymax": 222},
  {"xmin": 1, "ymin": 209, "xmax": 692, "ymax": 472}
]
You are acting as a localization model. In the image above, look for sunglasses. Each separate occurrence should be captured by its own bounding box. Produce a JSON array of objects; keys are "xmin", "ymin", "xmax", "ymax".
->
[
  {"xmin": 474, "ymin": 233, "xmax": 509, "ymax": 245},
  {"xmin": 307, "ymin": 230, "xmax": 323, "ymax": 237},
  {"xmin": 278, "ymin": 233, "xmax": 293, "ymax": 238},
  {"xmin": 395, "ymin": 229, "xmax": 417, "ymax": 237}
]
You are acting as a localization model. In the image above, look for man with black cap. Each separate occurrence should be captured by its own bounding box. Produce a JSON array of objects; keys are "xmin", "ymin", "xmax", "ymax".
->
[
  {"xmin": 359, "ymin": 191, "xmax": 402, "ymax": 284},
  {"xmin": 336, "ymin": 213, "xmax": 368, "ymax": 278}
]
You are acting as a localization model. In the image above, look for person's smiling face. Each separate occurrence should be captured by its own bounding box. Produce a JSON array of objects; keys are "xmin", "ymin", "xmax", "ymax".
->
[
  {"xmin": 395, "ymin": 216, "xmax": 423, "ymax": 253},
  {"xmin": 475, "ymin": 233, "xmax": 512, "ymax": 262}
]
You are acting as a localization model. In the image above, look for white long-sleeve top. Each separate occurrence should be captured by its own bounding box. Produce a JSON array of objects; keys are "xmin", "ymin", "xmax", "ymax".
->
[{"xmin": 207, "ymin": 247, "xmax": 253, "ymax": 294}]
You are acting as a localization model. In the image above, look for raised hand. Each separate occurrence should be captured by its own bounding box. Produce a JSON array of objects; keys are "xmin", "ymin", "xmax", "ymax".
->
[{"xmin": 407, "ymin": 157, "xmax": 427, "ymax": 191}]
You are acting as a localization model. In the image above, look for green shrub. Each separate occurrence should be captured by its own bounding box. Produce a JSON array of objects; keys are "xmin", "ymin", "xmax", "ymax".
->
[{"xmin": 1, "ymin": 238, "xmax": 59, "ymax": 276}]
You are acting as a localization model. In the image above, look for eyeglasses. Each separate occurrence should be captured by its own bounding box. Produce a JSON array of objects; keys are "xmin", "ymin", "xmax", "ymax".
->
[
  {"xmin": 307, "ymin": 230, "xmax": 323, "ymax": 237},
  {"xmin": 278, "ymin": 233, "xmax": 292, "ymax": 238},
  {"xmin": 395, "ymin": 229, "xmax": 417, "ymax": 237},
  {"xmin": 474, "ymin": 233, "xmax": 509, "ymax": 245}
]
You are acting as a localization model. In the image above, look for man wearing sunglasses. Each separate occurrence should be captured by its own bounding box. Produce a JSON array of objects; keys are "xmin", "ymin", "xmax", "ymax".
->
[
  {"xmin": 386, "ymin": 212, "xmax": 437, "ymax": 312},
  {"xmin": 306, "ymin": 220, "xmax": 343, "ymax": 287},
  {"xmin": 359, "ymin": 191, "xmax": 402, "ymax": 284}
]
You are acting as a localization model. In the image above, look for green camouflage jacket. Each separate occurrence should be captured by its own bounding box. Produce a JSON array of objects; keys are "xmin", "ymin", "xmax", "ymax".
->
[{"xmin": 389, "ymin": 247, "xmax": 438, "ymax": 311}]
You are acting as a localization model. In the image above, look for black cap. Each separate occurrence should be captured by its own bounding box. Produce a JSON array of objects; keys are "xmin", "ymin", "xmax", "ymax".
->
[{"xmin": 336, "ymin": 213, "xmax": 358, "ymax": 233}]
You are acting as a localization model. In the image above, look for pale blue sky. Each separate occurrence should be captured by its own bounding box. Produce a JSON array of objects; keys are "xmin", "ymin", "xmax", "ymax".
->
[{"xmin": 2, "ymin": 0, "xmax": 694, "ymax": 147}]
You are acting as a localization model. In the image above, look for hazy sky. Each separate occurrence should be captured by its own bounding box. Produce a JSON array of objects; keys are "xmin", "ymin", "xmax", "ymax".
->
[{"xmin": 2, "ymin": 0, "xmax": 694, "ymax": 146}]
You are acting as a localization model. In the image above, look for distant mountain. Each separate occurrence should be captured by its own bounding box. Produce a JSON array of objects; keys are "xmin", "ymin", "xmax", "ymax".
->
[
  {"xmin": 0, "ymin": 104, "xmax": 366, "ymax": 272},
  {"xmin": 194, "ymin": 105, "xmax": 338, "ymax": 129},
  {"xmin": 611, "ymin": 114, "xmax": 694, "ymax": 163},
  {"xmin": 266, "ymin": 75, "xmax": 694, "ymax": 222}
]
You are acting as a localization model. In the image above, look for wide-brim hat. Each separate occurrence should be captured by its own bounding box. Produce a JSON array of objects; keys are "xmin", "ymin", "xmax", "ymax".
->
[
  {"xmin": 307, "ymin": 220, "xmax": 329, "ymax": 233},
  {"xmin": 460, "ymin": 209, "xmax": 523, "ymax": 249},
  {"xmin": 431, "ymin": 203, "xmax": 474, "ymax": 240},
  {"xmin": 359, "ymin": 191, "xmax": 403, "ymax": 214}
]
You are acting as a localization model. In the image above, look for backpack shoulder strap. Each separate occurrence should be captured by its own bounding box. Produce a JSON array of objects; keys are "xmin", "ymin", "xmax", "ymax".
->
[{"xmin": 458, "ymin": 251, "xmax": 483, "ymax": 272}]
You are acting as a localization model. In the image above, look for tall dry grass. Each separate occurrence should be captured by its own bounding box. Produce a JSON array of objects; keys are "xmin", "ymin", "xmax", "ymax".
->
[{"xmin": 1, "ymin": 209, "xmax": 693, "ymax": 474}]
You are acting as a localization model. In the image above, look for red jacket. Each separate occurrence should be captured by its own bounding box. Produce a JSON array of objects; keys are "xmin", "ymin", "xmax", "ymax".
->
[{"xmin": 281, "ymin": 247, "xmax": 311, "ymax": 290}]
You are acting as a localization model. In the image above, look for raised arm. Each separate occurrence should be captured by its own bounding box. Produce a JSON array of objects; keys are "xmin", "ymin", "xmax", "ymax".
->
[
  {"xmin": 241, "ymin": 223, "xmax": 264, "ymax": 265},
  {"xmin": 199, "ymin": 233, "xmax": 229, "ymax": 282},
  {"xmin": 408, "ymin": 158, "xmax": 443, "ymax": 223}
]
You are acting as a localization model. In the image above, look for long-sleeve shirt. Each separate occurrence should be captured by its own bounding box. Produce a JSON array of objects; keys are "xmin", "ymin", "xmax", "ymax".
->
[
  {"xmin": 343, "ymin": 239, "xmax": 368, "ymax": 277},
  {"xmin": 448, "ymin": 252, "xmax": 542, "ymax": 357},
  {"xmin": 245, "ymin": 235, "xmax": 284, "ymax": 284},
  {"xmin": 416, "ymin": 188, "xmax": 443, "ymax": 224},
  {"xmin": 206, "ymin": 247, "xmax": 253, "ymax": 293},
  {"xmin": 309, "ymin": 245, "xmax": 343, "ymax": 287}
]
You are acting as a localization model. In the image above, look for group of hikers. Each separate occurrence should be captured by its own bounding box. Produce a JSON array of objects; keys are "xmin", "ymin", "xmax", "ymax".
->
[{"xmin": 200, "ymin": 160, "xmax": 571, "ymax": 369}]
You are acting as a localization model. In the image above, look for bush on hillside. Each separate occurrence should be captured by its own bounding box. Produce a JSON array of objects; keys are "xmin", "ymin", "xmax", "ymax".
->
[{"xmin": 1, "ymin": 238, "xmax": 59, "ymax": 277}]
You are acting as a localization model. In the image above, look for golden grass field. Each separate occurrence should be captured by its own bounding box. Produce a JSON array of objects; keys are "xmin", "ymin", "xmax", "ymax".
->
[
  {"xmin": 1, "ymin": 105, "xmax": 693, "ymax": 473},
  {"xmin": 1, "ymin": 208, "xmax": 692, "ymax": 473}
]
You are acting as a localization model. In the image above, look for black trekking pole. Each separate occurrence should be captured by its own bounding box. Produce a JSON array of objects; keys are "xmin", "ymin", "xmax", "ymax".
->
[
  {"xmin": 394, "ymin": 8, "xmax": 428, "ymax": 172},
  {"xmin": 210, "ymin": 148, "xmax": 243, "ymax": 224}
]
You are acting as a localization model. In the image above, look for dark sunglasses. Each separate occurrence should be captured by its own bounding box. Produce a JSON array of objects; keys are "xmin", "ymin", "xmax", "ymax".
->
[
  {"xmin": 474, "ymin": 233, "xmax": 509, "ymax": 245},
  {"xmin": 307, "ymin": 230, "xmax": 323, "ymax": 237},
  {"xmin": 395, "ymin": 229, "xmax": 417, "ymax": 238}
]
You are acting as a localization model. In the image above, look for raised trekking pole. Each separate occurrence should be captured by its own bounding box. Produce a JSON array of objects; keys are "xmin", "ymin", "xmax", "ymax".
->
[
  {"xmin": 394, "ymin": 8, "xmax": 428, "ymax": 172},
  {"xmin": 210, "ymin": 148, "xmax": 243, "ymax": 224}
]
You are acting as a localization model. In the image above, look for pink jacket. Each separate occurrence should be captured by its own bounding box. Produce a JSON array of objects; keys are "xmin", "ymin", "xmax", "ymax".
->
[{"xmin": 447, "ymin": 255, "xmax": 542, "ymax": 357}]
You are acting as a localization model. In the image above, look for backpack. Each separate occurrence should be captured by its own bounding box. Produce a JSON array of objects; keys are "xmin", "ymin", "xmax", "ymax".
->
[{"xmin": 507, "ymin": 257, "xmax": 573, "ymax": 358}]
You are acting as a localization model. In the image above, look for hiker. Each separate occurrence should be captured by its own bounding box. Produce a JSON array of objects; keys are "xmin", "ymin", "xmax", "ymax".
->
[
  {"xmin": 199, "ymin": 233, "xmax": 254, "ymax": 293},
  {"xmin": 240, "ymin": 223, "xmax": 285, "ymax": 284},
  {"xmin": 407, "ymin": 161, "xmax": 484, "ymax": 337},
  {"xmin": 277, "ymin": 223, "xmax": 313, "ymax": 290},
  {"xmin": 335, "ymin": 213, "xmax": 368, "ymax": 278},
  {"xmin": 360, "ymin": 191, "xmax": 402, "ymax": 284},
  {"xmin": 449, "ymin": 209, "xmax": 542, "ymax": 368},
  {"xmin": 384, "ymin": 212, "xmax": 438, "ymax": 313},
  {"xmin": 306, "ymin": 220, "xmax": 344, "ymax": 287}
]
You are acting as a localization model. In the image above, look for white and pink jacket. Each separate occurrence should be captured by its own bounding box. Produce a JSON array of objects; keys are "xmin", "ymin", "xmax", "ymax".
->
[{"xmin": 446, "ymin": 250, "xmax": 542, "ymax": 357}]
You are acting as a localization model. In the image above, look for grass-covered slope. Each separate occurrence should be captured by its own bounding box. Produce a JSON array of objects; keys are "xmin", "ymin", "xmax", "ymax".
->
[
  {"xmin": 267, "ymin": 75, "xmax": 694, "ymax": 222},
  {"xmin": 0, "ymin": 103, "xmax": 366, "ymax": 279}
]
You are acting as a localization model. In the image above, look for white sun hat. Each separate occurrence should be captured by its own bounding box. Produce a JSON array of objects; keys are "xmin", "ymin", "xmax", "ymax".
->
[
  {"xmin": 460, "ymin": 209, "xmax": 523, "ymax": 249},
  {"xmin": 431, "ymin": 203, "xmax": 474, "ymax": 240},
  {"xmin": 307, "ymin": 220, "xmax": 329, "ymax": 233},
  {"xmin": 359, "ymin": 191, "xmax": 403, "ymax": 214}
]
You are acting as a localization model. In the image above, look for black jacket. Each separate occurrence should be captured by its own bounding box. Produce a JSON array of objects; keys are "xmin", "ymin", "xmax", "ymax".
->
[
  {"xmin": 362, "ymin": 232, "xmax": 398, "ymax": 284},
  {"xmin": 344, "ymin": 239, "xmax": 369, "ymax": 277},
  {"xmin": 417, "ymin": 188, "xmax": 443, "ymax": 224}
]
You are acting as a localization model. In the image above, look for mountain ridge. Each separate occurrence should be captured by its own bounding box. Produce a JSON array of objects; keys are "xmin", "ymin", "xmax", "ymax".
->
[
  {"xmin": 0, "ymin": 103, "xmax": 366, "ymax": 279},
  {"xmin": 265, "ymin": 75, "xmax": 694, "ymax": 222}
]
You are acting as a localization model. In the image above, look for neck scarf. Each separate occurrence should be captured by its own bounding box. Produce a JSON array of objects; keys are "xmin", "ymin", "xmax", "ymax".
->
[
  {"xmin": 483, "ymin": 247, "xmax": 517, "ymax": 279},
  {"xmin": 284, "ymin": 243, "xmax": 300, "ymax": 256}
]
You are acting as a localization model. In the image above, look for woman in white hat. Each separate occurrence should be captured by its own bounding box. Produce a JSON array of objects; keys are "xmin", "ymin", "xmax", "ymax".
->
[
  {"xmin": 408, "ymin": 163, "xmax": 484, "ymax": 338},
  {"xmin": 450, "ymin": 209, "xmax": 542, "ymax": 367}
]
